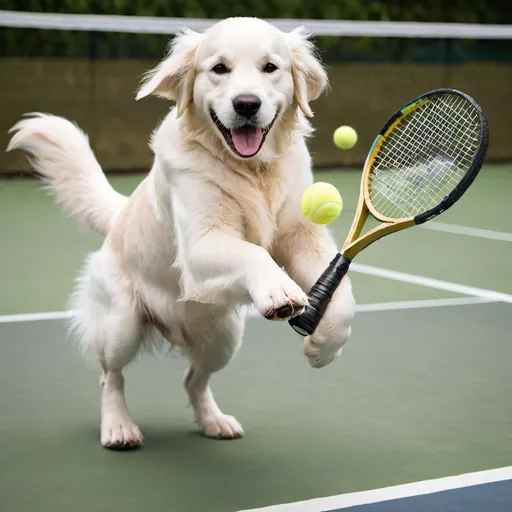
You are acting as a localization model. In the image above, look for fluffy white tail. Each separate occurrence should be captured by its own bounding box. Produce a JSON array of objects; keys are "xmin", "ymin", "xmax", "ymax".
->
[{"xmin": 7, "ymin": 113, "xmax": 128, "ymax": 237}]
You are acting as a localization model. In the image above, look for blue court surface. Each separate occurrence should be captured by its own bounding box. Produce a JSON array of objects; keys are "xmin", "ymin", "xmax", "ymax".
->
[{"xmin": 239, "ymin": 467, "xmax": 512, "ymax": 511}]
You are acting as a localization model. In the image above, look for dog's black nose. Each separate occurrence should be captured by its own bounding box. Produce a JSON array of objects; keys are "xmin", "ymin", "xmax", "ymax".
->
[{"xmin": 233, "ymin": 95, "xmax": 261, "ymax": 118}]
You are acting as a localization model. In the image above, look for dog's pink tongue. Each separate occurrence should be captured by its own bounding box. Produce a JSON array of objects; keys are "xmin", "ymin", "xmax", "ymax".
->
[{"xmin": 230, "ymin": 126, "xmax": 263, "ymax": 156}]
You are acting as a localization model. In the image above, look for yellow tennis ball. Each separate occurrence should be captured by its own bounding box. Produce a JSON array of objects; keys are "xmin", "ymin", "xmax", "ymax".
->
[
  {"xmin": 333, "ymin": 125, "xmax": 358, "ymax": 150},
  {"xmin": 301, "ymin": 182, "xmax": 343, "ymax": 224}
]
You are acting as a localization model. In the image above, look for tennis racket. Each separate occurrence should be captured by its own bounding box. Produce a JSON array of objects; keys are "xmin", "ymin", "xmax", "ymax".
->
[{"xmin": 289, "ymin": 88, "xmax": 489, "ymax": 337}]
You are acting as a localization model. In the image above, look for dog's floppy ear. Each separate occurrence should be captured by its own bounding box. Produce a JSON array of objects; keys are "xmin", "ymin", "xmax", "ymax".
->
[
  {"xmin": 286, "ymin": 27, "xmax": 328, "ymax": 118},
  {"xmin": 136, "ymin": 28, "xmax": 204, "ymax": 117}
]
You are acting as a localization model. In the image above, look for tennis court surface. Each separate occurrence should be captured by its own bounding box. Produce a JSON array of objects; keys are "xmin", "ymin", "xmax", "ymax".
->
[{"xmin": 1, "ymin": 166, "xmax": 511, "ymax": 512}]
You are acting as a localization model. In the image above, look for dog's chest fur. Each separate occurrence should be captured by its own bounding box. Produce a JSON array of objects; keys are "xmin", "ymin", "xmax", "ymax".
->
[
  {"xmin": 243, "ymin": 180, "xmax": 282, "ymax": 249},
  {"xmin": 228, "ymin": 164, "xmax": 286, "ymax": 251}
]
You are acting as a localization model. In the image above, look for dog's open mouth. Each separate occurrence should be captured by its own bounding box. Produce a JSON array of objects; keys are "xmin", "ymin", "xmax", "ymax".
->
[{"xmin": 210, "ymin": 110, "xmax": 276, "ymax": 158}]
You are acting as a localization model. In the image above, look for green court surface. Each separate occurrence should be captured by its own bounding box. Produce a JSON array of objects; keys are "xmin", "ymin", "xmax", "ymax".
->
[{"xmin": 1, "ymin": 166, "xmax": 511, "ymax": 512}]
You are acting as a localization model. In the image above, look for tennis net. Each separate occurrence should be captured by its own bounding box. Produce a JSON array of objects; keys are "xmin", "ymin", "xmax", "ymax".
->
[{"xmin": 1, "ymin": 10, "xmax": 511, "ymax": 174}]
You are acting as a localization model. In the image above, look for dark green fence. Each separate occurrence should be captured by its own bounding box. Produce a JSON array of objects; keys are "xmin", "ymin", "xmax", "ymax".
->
[{"xmin": 1, "ymin": 26, "xmax": 511, "ymax": 174}]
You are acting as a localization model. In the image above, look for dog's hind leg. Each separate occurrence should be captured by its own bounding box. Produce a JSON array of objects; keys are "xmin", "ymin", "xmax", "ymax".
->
[
  {"xmin": 182, "ymin": 310, "xmax": 246, "ymax": 439},
  {"xmin": 70, "ymin": 251, "xmax": 145, "ymax": 450}
]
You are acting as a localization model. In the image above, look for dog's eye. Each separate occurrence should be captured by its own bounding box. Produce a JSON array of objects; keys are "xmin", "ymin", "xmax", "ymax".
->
[
  {"xmin": 263, "ymin": 62, "xmax": 278, "ymax": 73},
  {"xmin": 212, "ymin": 63, "xmax": 230, "ymax": 75}
]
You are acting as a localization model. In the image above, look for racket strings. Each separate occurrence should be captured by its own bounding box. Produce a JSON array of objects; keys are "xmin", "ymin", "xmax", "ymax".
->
[
  {"xmin": 374, "ymin": 98, "xmax": 478, "ymax": 215},
  {"xmin": 368, "ymin": 94, "xmax": 481, "ymax": 219},
  {"xmin": 371, "ymin": 96, "xmax": 479, "ymax": 217}
]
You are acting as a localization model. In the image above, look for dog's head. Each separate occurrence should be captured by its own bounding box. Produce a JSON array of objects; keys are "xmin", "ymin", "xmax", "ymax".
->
[{"xmin": 136, "ymin": 17, "xmax": 328, "ymax": 160}]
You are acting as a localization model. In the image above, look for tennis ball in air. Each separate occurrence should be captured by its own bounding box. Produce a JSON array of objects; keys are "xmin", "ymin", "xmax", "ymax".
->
[
  {"xmin": 333, "ymin": 125, "xmax": 358, "ymax": 150},
  {"xmin": 301, "ymin": 182, "xmax": 343, "ymax": 225}
]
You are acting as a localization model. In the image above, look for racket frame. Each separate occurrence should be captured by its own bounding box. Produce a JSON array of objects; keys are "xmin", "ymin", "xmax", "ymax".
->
[{"xmin": 289, "ymin": 88, "xmax": 489, "ymax": 337}]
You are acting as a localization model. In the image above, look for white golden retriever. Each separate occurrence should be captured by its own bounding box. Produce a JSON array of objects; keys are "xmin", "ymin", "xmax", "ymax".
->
[{"xmin": 7, "ymin": 17, "xmax": 355, "ymax": 449}]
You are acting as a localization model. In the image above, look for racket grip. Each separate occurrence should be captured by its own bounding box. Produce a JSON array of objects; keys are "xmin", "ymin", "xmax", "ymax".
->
[{"xmin": 288, "ymin": 253, "xmax": 351, "ymax": 336}]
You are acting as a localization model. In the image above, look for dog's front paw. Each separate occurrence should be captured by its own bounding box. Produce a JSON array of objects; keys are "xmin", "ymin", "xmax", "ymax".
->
[
  {"xmin": 101, "ymin": 414, "xmax": 144, "ymax": 450},
  {"xmin": 252, "ymin": 275, "xmax": 308, "ymax": 321},
  {"xmin": 302, "ymin": 284, "xmax": 355, "ymax": 368},
  {"xmin": 200, "ymin": 413, "xmax": 244, "ymax": 440},
  {"xmin": 303, "ymin": 322, "xmax": 352, "ymax": 369},
  {"xmin": 304, "ymin": 336, "xmax": 343, "ymax": 369}
]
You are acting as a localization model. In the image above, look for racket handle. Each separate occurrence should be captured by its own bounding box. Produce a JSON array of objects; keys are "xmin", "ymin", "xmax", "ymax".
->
[{"xmin": 289, "ymin": 253, "xmax": 351, "ymax": 336}]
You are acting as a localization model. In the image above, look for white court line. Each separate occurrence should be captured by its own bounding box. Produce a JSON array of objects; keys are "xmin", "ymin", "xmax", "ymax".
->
[
  {"xmin": 351, "ymin": 263, "xmax": 512, "ymax": 304},
  {"xmin": 420, "ymin": 221, "xmax": 512, "ymax": 242},
  {"xmin": 0, "ymin": 310, "xmax": 74, "ymax": 324},
  {"xmin": 237, "ymin": 465, "xmax": 512, "ymax": 511},
  {"xmin": 355, "ymin": 296, "xmax": 495, "ymax": 312},
  {"xmin": 2, "ymin": 260, "xmax": 511, "ymax": 325},
  {"xmin": 0, "ymin": 296, "xmax": 497, "ymax": 325}
]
